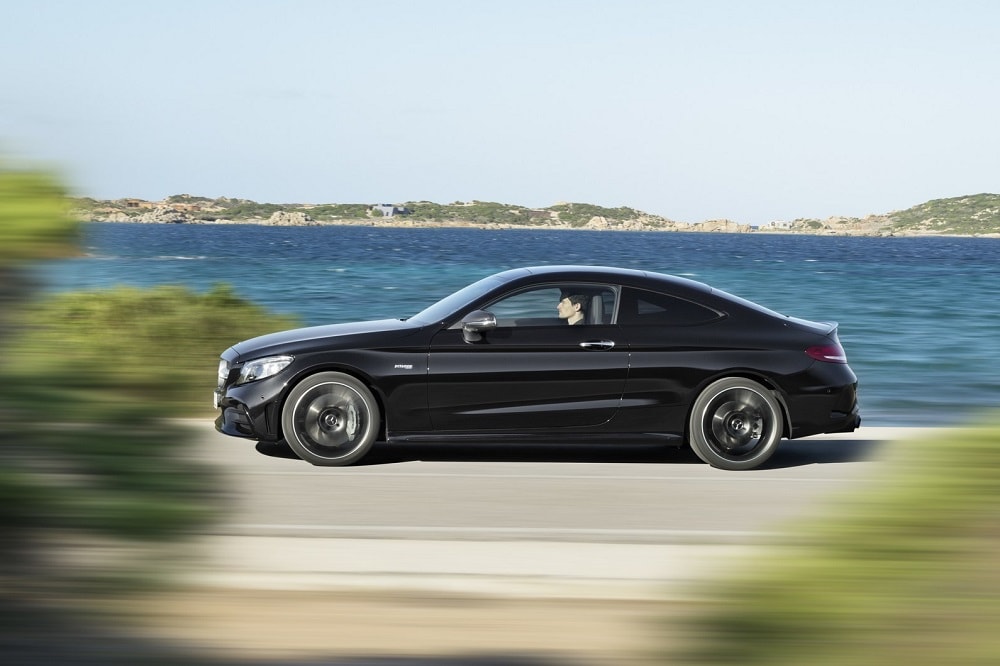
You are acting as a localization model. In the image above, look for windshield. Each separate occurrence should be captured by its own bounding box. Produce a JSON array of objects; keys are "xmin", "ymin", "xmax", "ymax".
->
[{"xmin": 406, "ymin": 274, "xmax": 507, "ymax": 326}]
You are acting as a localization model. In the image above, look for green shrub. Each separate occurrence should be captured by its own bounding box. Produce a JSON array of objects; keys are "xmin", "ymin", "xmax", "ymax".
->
[
  {"xmin": 304, "ymin": 203, "xmax": 373, "ymax": 220},
  {"xmin": 0, "ymin": 164, "xmax": 78, "ymax": 264},
  {"xmin": 667, "ymin": 422, "xmax": 1000, "ymax": 664},
  {"xmin": 0, "ymin": 164, "xmax": 295, "ymax": 592},
  {"xmin": 403, "ymin": 200, "xmax": 530, "ymax": 224},
  {"xmin": 8, "ymin": 283, "xmax": 298, "ymax": 415},
  {"xmin": 548, "ymin": 202, "xmax": 640, "ymax": 226},
  {"xmin": 0, "ymin": 284, "xmax": 299, "ymax": 577},
  {"xmin": 888, "ymin": 194, "xmax": 1000, "ymax": 235}
]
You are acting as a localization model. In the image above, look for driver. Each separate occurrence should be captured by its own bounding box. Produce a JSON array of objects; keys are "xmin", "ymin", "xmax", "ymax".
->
[{"xmin": 557, "ymin": 293, "xmax": 587, "ymax": 325}]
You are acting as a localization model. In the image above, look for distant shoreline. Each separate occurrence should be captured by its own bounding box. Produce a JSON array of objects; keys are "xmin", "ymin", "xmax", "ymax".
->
[
  {"xmin": 80, "ymin": 216, "xmax": 1000, "ymax": 239},
  {"xmin": 73, "ymin": 192, "xmax": 1000, "ymax": 238}
]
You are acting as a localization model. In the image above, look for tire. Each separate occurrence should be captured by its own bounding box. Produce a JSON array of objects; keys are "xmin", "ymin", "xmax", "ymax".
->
[
  {"xmin": 280, "ymin": 371, "xmax": 380, "ymax": 466},
  {"xmin": 688, "ymin": 377, "xmax": 783, "ymax": 470}
]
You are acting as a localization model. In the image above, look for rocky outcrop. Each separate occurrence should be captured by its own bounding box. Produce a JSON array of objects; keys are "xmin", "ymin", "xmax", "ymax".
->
[
  {"xmin": 582, "ymin": 216, "xmax": 643, "ymax": 231},
  {"xmin": 583, "ymin": 214, "xmax": 682, "ymax": 231},
  {"xmin": 266, "ymin": 210, "xmax": 315, "ymax": 226},
  {"xmin": 100, "ymin": 207, "xmax": 195, "ymax": 223},
  {"xmin": 688, "ymin": 219, "xmax": 751, "ymax": 233},
  {"xmin": 777, "ymin": 214, "xmax": 894, "ymax": 236}
]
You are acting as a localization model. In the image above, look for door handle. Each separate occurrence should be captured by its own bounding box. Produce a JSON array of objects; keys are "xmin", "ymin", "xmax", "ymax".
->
[{"xmin": 579, "ymin": 340, "xmax": 615, "ymax": 350}]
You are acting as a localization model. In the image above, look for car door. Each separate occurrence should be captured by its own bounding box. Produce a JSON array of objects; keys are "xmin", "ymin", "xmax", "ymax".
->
[
  {"xmin": 426, "ymin": 284, "xmax": 627, "ymax": 431},
  {"xmin": 614, "ymin": 286, "xmax": 730, "ymax": 429}
]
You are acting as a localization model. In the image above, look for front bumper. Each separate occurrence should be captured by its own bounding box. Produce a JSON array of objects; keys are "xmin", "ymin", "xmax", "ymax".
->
[
  {"xmin": 214, "ymin": 374, "xmax": 288, "ymax": 442},
  {"xmin": 215, "ymin": 398, "xmax": 257, "ymax": 439}
]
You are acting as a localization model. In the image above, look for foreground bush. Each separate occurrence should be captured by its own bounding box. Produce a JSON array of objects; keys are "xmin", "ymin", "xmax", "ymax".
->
[
  {"xmin": 9, "ymin": 283, "xmax": 298, "ymax": 415},
  {"xmin": 667, "ymin": 422, "xmax": 1000, "ymax": 664},
  {"xmin": 0, "ymin": 284, "xmax": 299, "ymax": 585},
  {"xmin": 0, "ymin": 164, "xmax": 76, "ymax": 265}
]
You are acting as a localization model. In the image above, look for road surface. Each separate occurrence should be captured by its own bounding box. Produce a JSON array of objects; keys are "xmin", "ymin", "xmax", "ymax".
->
[
  {"xmin": 184, "ymin": 422, "xmax": 927, "ymax": 599},
  {"xmin": 101, "ymin": 423, "xmax": 938, "ymax": 662}
]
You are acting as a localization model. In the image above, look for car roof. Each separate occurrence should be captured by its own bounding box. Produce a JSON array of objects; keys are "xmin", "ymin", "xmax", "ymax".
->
[
  {"xmin": 494, "ymin": 265, "xmax": 714, "ymax": 294},
  {"xmin": 492, "ymin": 265, "xmax": 796, "ymax": 320},
  {"xmin": 408, "ymin": 264, "xmax": 795, "ymax": 328}
]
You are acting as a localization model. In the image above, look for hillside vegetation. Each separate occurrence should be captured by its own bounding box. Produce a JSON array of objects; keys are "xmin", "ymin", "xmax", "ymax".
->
[
  {"xmin": 886, "ymin": 193, "xmax": 1000, "ymax": 235},
  {"xmin": 72, "ymin": 193, "xmax": 1000, "ymax": 236},
  {"xmin": 784, "ymin": 193, "xmax": 1000, "ymax": 236}
]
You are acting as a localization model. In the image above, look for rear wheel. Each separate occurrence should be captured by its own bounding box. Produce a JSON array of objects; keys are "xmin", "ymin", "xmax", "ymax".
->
[
  {"xmin": 281, "ymin": 371, "xmax": 380, "ymax": 466},
  {"xmin": 688, "ymin": 377, "xmax": 783, "ymax": 470}
]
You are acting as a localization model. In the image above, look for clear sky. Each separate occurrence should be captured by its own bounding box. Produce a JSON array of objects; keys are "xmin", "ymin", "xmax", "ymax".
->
[{"xmin": 2, "ymin": 0, "xmax": 998, "ymax": 225}]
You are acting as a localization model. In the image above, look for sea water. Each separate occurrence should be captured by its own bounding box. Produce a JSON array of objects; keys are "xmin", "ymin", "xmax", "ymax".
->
[{"xmin": 42, "ymin": 223, "xmax": 1000, "ymax": 427}]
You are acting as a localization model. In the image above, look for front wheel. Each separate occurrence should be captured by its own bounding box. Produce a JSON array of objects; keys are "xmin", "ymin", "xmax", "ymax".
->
[
  {"xmin": 688, "ymin": 377, "xmax": 783, "ymax": 470},
  {"xmin": 280, "ymin": 372, "xmax": 380, "ymax": 466}
]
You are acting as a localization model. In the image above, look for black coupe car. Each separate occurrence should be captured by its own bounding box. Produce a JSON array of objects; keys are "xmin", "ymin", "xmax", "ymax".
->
[{"xmin": 215, "ymin": 266, "xmax": 859, "ymax": 470}]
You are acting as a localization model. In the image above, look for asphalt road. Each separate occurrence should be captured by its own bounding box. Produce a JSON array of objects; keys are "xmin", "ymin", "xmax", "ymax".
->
[{"xmin": 186, "ymin": 422, "xmax": 927, "ymax": 599}]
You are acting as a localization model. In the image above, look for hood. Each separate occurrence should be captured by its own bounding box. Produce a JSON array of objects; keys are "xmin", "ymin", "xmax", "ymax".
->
[{"xmin": 228, "ymin": 318, "xmax": 411, "ymax": 360}]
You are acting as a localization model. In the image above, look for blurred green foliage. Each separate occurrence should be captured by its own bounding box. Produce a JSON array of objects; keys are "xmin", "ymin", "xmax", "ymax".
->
[
  {"xmin": 2, "ymin": 284, "xmax": 298, "ymax": 553},
  {"xmin": 668, "ymin": 423, "xmax": 1000, "ymax": 664},
  {"xmin": 0, "ymin": 162, "xmax": 78, "ymax": 264},
  {"xmin": 9, "ymin": 284, "xmax": 298, "ymax": 415},
  {"xmin": 0, "ymin": 160, "xmax": 298, "ymax": 590}
]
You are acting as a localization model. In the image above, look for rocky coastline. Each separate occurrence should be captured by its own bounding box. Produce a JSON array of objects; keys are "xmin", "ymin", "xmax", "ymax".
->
[
  {"xmin": 83, "ymin": 207, "xmax": 934, "ymax": 237},
  {"xmin": 92, "ymin": 204, "xmax": 756, "ymax": 230},
  {"xmin": 78, "ymin": 193, "xmax": 1000, "ymax": 238}
]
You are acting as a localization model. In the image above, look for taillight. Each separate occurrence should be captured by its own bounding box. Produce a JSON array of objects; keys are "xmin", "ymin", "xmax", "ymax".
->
[{"xmin": 806, "ymin": 343, "xmax": 847, "ymax": 363}]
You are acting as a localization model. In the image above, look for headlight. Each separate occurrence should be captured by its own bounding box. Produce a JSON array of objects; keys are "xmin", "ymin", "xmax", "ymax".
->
[
  {"xmin": 236, "ymin": 355, "xmax": 294, "ymax": 385},
  {"xmin": 217, "ymin": 359, "xmax": 230, "ymax": 387}
]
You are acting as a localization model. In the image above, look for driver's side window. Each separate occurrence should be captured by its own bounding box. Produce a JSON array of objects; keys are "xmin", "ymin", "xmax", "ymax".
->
[
  {"xmin": 487, "ymin": 287, "xmax": 563, "ymax": 327},
  {"xmin": 486, "ymin": 284, "xmax": 617, "ymax": 327}
]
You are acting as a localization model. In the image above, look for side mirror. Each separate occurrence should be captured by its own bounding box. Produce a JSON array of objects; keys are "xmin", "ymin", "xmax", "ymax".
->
[{"xmin": 461, "ymin": 310, "xmax": 496, "ymax": 343}]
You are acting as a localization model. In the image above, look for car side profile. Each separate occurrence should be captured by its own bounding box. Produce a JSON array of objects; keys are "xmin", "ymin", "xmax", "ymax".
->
[{"xmin": 215, "ymin": 266, "xmax": 860, "ymax": 470}]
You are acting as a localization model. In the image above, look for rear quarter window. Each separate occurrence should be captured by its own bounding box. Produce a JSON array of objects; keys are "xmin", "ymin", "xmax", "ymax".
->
[{"xmin": 619, "ymin": 287, "xmax": 723, "ymax": 326}]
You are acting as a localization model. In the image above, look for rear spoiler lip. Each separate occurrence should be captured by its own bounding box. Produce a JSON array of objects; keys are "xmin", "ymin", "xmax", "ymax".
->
[{"xmin": 785, "ymin": 316, "xmax": 839, "ymax": 337}]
